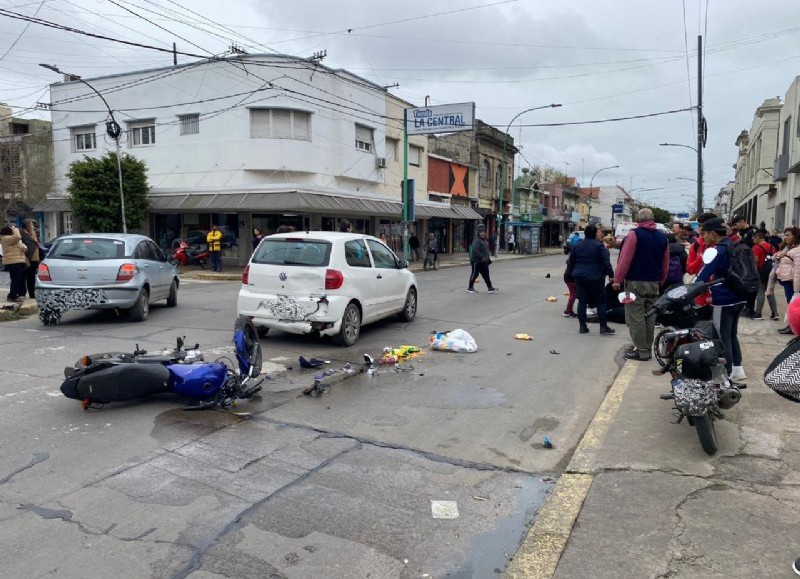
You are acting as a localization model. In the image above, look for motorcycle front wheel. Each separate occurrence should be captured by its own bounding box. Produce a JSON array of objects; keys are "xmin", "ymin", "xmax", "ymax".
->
[
  {"xmin": 199, "ymin": 257, "xmax": 212, "ymax": 269},
  {"xmin": 694, "ymin": 412, "xmax": 718, "ymax": 455}
]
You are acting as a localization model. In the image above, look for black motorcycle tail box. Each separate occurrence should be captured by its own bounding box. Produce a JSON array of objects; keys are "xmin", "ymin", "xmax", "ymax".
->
[
  {"xmin": 676, "ymin": 341, "xmax": 719, "ymax": 380},
  {"xmin": 61, "ymin": 363, "xmax": 171, "ymax": 401}
]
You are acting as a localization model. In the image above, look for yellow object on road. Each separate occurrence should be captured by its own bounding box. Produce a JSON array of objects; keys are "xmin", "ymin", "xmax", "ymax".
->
[
  {"xmin": 515, "ymin": 333, "xmax": 534, "ymax": 340},
  {"xmin": 546, "ymin": 296, "xmax": 558, "ymax": 302}
]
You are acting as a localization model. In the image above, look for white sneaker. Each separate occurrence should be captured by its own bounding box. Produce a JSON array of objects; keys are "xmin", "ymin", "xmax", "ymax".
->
[
  {"xmin": 729, "ymin": 366, "xmax": 747, "ymax": 381},
  {"xmin": 586, "ymin": 307, "xmax": 597, "ymax": 317}
]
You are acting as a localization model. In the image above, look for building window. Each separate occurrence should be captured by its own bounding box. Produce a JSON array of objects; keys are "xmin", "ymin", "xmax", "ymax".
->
[
  {"xmin": 355, "ymin": 124, "xmax": 374, "ymax": 152},
  {"xmin": 480, "ymin": 160, "xmax": 490, "ymax": 186},
  {"xmin": 409, "ymin": 145, "xmax": 422, "ymax": 166},
  {"xmin": 250, "ymin": 109, "xmax": 311, "ymax": 140},
  {"xmin": 179, "ymin": 114, "xmax": 199, "ymax": 135},
  {"xmin": 71, "ymin": 126, "xmax": 96, "ymax": 151},
  {"xmin": 495, "ymin": 166, "xmax": 502, "ymax": 193},
  {"xmin": 128, "ymin": 121, "xmax": 156, "ymax": 147},
  {"xmin": 385, "ymin": 138, "xmax": 398, "ymax": 162}
]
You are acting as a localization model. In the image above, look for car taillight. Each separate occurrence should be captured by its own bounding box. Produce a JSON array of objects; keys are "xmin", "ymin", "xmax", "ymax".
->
[
  {"xmin": 116, "ymin": 263, "xmax": 136, "ymax": 282},
  {"xmin": 325, "ymin": 269, "xmax": 344, "ymax": 290},
  {"xmin": 37, "ymin": 262, "xmax": 51, "ymax": 282},
  {"xmin": 242, "ymin": 264, "xmax": 250, "ymax": 285}
]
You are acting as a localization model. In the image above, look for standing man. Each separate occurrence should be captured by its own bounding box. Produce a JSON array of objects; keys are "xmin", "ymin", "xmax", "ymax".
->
[
  {"xmin": 612, "ymin": 208, "xmax": 670, "ymax": 361},
  {"xmin": 339, "ymin": 220, "xmax": 353, "ymax": 233},
  {"xmin": 507, "ymin": 230, "xmax": 516, "ymax": 253},
  {"xmin": 696, "ymin": 218, "xmax": 747, "ymax": 380},
  {"xmin": 568, "ymin": 223, "xmax": 615, "ymax": 335},
  {"xmin": 467, "ymin": 224, "xmax": 498, "ymax": 294},
  {"xmin": 207, "ymin": 224, "xmax": 223, "ymax": 272},
  {"xmin": 730, "ymin": 215, "xmax": 757, "ymax": 316},
  {"xmin": 409, "ymin": 232, "xmax": 420, "ymax": 261}
]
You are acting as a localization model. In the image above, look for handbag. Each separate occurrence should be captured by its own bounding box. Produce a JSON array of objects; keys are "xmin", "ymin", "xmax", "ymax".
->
[{"xmin": 764, "ymin": 336, "xmax": 800, "ymax": 402}]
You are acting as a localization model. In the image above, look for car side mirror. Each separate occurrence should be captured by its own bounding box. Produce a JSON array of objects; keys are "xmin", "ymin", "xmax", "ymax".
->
[{"xmin": 397, "ymin": 259, "xmax": 409, "ymax": 269}]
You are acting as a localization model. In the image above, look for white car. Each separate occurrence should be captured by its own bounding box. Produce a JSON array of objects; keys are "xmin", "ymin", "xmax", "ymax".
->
[{"xmin": 237, "ymin": 231, "xmax": 418, "ymax": 346}]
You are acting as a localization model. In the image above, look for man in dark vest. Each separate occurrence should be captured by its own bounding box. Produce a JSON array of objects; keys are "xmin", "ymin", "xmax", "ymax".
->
[{"xmin": 612, "ymin": 208, "xmax": 670, "ymax": 361}]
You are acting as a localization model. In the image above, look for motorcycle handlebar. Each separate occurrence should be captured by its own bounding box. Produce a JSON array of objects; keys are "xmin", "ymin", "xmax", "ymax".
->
[{"xmin": 644, "ymin": 278, "xmax": 726, "ymax": 318}]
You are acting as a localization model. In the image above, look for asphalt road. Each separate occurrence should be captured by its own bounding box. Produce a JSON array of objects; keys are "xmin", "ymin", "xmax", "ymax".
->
[{"xmin": 0, "ymin": 255, "xmax": 626, "ymax": 578}]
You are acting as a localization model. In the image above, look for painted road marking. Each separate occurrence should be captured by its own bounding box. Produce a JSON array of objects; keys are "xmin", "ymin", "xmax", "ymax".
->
[{"xmin": 505, "ymin": 360, "xmax": 636, "ymax": 579}]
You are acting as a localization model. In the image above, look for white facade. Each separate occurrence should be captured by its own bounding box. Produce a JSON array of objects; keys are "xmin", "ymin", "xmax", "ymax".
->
[
  {"xmin": 591, "ymin": 185, "xmax": 631, "ymax": 229},
  {"xmin": 732, "ymin": 97, "xmax": 781, "ymax": 229},
  {"xmin": 775, "ymin": 76, "xmax": 800, "ymax": 228}
]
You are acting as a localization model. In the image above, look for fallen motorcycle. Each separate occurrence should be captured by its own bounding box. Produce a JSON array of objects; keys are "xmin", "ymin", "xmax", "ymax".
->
[
  {"xmin": 171, "ymin": 240, "xmax": 211, "ymax": 269},
  {"xmin": 643, "ymin": 261, "xmax": 742, "ymax": 455},
  {"xmin": 60, "ymin": 316, "xmax": 263, "ymax": 410}
]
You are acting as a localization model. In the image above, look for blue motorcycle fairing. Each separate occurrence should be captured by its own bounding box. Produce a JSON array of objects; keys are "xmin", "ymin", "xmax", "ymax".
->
[{"xmin": 168, "ymin": 362, "xmax": 228, "ymax": 399}]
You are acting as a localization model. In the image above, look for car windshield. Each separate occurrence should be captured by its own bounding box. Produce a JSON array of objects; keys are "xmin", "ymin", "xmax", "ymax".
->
[
  {"xmin": 251, "ymin": 239, "xmax": 331, "ymax": 266},
  {"xmin": 48, "ymin": 238, "xmax": 127, "ymax": 260}
]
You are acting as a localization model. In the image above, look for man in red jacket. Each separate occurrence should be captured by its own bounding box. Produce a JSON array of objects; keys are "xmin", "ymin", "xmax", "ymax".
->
[
  {"xmin": 686, "ymin": 213, "xmax": 718, "ymax": 319},
  {"xmin": 751, "ymin": 229, "xmax": 779, "ymax": 320}
]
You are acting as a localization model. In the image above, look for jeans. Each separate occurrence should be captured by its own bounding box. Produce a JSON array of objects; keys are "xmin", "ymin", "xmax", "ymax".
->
[
  {"xmin": 574, "ymin": 277, "xmax": 607, "ymax": 325},
  {"xmin": 24, "ymin": 261, "xmax": 38, "ymax": 298},
  {"xmin": 468, "ymin": 262, "xmax": 493, "ymax": 290},
  {"xmin": 781, "ymin": 280, "xmax": 794, "ymax": 303},
  {"xmin": 624, "ymin": 280, "xmax": 660, "ymax": 358},
  {"xmin": 5, "ymin": 263, "xmax": 26, "ymax": 300},
  {"xmin": 210, "ymin": 251, "xmax": 222, "ymax": 272},
  {"xmin": 712, "ymin": 304, "xmax": 743, "ymax": 375}
]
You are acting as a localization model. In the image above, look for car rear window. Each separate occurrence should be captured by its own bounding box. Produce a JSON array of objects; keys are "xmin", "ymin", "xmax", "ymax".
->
[
  {"xmin": 48, "ymin": 238, "xmax": 126, "ymax": 260},
  {"xmin": 251, "ymin": 239, "xmax": 331, "ymax": 266}
]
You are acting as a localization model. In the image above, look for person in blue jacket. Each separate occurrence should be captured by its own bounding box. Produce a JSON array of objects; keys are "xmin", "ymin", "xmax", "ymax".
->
[
  {"xmin": 567, "ymin": 223, "xmax": 615, "ymax": 335},
  {"xmin": 696, "ymin": 217, "xmax": 746, "ymax": 379}
]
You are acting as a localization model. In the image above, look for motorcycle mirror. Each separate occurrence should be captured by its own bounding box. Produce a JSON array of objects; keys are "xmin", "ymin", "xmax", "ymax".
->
[
  {"xmin": 702, "ymin": 247, "xmax": 718, "ymax": 264},
  {"xmin": 618, "ymin": 291, "xmax": 636, "ymax": 304}
]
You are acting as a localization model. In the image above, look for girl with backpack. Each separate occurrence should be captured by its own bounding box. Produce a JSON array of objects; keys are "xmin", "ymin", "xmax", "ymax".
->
[{"xmin": 766, "ymin": 227, "xmax": 800, "ymax": 334}]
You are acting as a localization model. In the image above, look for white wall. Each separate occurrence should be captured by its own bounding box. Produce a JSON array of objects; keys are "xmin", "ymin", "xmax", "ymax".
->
[{"xmin": 48, "ymin": 56, "xmax": 389, "ymax": 196}]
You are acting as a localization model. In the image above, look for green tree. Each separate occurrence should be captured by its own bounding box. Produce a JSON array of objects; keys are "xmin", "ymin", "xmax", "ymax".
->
[
  {"xmin": 67, "ymin": 152, "xmax": 149, "ymax": 232},
  {"xmin": 650, "ymin": 206, "xmax": 672, "ymax": 224}
]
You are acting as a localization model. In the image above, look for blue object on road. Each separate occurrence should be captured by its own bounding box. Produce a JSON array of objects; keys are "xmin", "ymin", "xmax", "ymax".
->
[{"xmin": 543, "ymin": 436, "xmax": 553, "ymax": 449}]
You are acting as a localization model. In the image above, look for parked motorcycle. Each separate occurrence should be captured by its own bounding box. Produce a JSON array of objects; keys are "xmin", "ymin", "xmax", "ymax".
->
[
  {"xmin": 171, "ymin": 240, "xmax": 212, "ymax": 269},
  {"xmin": 60, "ymin": 316, "xmax": 263, "ymax": 410},
  {"xmin": 643, "ymin": 253, "xmax": 743, "ymax": 455}
]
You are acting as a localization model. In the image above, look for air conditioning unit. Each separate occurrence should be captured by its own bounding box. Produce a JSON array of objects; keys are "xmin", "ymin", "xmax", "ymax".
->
[{"xmin": 376, "ymin": 157, "xmax": 387, "ymax": 168}]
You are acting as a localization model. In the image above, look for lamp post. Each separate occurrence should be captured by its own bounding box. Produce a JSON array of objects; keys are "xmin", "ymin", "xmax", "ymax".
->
[
  {"xmin": 40, "ymin": 63, "xmax": 127, "ymax": 233},
  {"xmin": 660, "ymin": 142, "xmax": 702, "ymax": 216},
  {"xmin": 587, "ymin": 164, "xmax": 619, "ymax": 222},
  {"xmin": 497, "ymin": 103, "xmax": 562, "ymax": 257}
]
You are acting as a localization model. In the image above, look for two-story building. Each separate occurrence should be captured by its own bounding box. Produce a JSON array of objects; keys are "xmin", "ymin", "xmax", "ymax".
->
[
  {"xmin": 36, "ymin": 54, "xmax": 480, "ymax": 261},
  {"xmin": 774, "ymin": 77, "xmax": 800, "ymax": 227}
]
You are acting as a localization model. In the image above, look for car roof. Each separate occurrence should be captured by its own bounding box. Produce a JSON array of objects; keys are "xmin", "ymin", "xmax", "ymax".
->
[
  {"xmin": 52, "ymin": 233, "xmax": 154, "ymax": 249},
  {"xmin": 264, "ymin": 231, "xmax": 379, "ymax": 242}
]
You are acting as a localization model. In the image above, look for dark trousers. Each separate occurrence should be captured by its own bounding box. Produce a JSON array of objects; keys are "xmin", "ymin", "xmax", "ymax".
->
[
  {"xmin": 468, "ymin": 261, "xmax": 493, "ymax": 290},
  {"xmin": 5, "ymin": 263, "xmax": 26, "ymax": 300},
  {"xmin": 565, "ymin": 281, "xmax": 577, "ymax": 314},
  {"xmin": 575, "ymin": 277, "xmax": 607, "ymax": 325},
  {"xmin": 712, "ymin": 304, "xmax": 743, "ymax": 375},
  {"xmin": 24, "ymin": 261, "xmax": 38, "ymax": 298},
  {"xmin": 210, "ymin": 250, "xmax": 222, "ymax": 272}
]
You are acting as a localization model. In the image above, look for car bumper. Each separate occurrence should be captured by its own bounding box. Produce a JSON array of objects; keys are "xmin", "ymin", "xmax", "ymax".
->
[
  {"xmin": 36, "ymin": 286, "xmax": 141, "ymax": 312},
  {"xmin": 237, "ymin": 289, "xmax": 350, "ymax": 337}
]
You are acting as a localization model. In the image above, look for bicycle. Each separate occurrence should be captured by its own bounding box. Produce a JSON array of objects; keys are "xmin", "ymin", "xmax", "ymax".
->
[{"xmin": 423, "ymin": 250, "xmax": 439, "ymax": 271}]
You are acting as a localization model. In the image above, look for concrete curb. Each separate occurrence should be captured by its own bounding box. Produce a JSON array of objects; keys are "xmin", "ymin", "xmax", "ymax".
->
[{"xmin": 505, "ymin": 357, "xmax": 637, "ymax": 578}]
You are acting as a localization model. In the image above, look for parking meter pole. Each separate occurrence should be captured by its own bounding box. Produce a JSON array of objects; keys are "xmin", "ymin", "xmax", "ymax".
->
[{"xmin": 402, "ymin": 110, "xmax": 409, "ymax": 261}]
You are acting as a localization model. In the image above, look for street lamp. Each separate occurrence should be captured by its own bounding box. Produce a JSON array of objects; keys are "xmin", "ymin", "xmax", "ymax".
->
[
  {"xmin": 40, "ymin": 63, "xmax": 127, "ymax": 233},
  {"xmin": 497, "ymin": 103, "xmax": 562, "ymax": 257},
  {"xmin": 660, "ymin": 142, "xmax": 703, "ymax": 215},
  {"xmin": 587, "ymin": 164, "xmax": 620, "ymax": 221}
]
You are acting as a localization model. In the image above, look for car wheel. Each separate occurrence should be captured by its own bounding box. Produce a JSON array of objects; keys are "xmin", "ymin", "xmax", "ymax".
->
[
  {"xmin": 256, "ymin": 326, "xmax": 269, "ymax": 338},
  {"xmin": 166, "ymin": 280, "xmax": 178, "ymax": 307},
  {"xmin": 129, "ymin": 289, "xmax": 150, "ymax": 321},
  {"xmin": 334, "ymin": 302, "xmax": 361, "ymax": 347},
  {"xmin": 399, "ymin": 288, "xmax": 417, "ymax": 322}
]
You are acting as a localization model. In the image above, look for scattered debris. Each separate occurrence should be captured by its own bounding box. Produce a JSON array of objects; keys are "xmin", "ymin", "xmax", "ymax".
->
[
  {"xmin": 543, "ymin": 436, "xmax": 553, "ymax": 449},
  {"xmin": 472, "ymin": 495, "xmax": 490, "ymax": 501},
  {"xmin": 514, "ymin": 333, "xmax": 534, "ymax": 341},
  {"xmin": 430, "ymin": 329, "xmax": 477, "ymax": 353},
  {"xmin": 431, "ymin": 500, "xmax": 459, "ymax": 519},
  {"xmin": 546, "ymin": 296, "xmax": 558, "ymax": 302},
  {"xmin": 545, "ymin": 273, "xmax": 551, "ymax": 278},
  {"xmin": 298, "ymin": 355, "xmax": 328, "ymax": 369},
  {"xmin": 549, "ymin": 349, "xmax": 560, "ymax": 355},
  {"xmin": 563, "ymin": 291, "xmax": 570, "ymax": 296}
]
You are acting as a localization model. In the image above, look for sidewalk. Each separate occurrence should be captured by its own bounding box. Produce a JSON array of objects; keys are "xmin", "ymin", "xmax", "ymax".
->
[
  {"xmin": 183, "ymin": 247, "xmax": 563, "ymax": 281},
  {"xmin": 507, "ymin": 313, "xmax": 800, "ymax": 578}
]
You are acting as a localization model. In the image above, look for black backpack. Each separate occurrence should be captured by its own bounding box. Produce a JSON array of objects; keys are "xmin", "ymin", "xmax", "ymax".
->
[{"xmin": 725, "ymin": 240, "xmax": 760, "ymax": 298}]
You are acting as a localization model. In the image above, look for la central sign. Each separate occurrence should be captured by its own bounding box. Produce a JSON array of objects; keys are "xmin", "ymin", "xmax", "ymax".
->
[{"xmin": 406, "ymin": 102, "xmax": 475, "ymax": 135}]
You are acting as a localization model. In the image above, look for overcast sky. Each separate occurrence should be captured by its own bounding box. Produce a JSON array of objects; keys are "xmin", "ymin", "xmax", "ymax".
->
[{"xmin": 2, "ymin": 0, "xmax": 799, "ymax": 213}]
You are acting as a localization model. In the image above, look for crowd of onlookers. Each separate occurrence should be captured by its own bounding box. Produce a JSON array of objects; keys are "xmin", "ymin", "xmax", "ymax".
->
[{"xmin": 563, "ymin": 210, "xmax": 798, "ymax": 382}]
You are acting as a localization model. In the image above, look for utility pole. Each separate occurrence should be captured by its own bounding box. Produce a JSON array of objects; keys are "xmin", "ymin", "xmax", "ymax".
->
[{"xmin": 697, "ymin": 34, "xmax": 704, "ymax": 214}]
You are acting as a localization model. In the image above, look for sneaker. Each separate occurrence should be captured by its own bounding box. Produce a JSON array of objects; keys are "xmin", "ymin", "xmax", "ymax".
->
[
  {"xmin": 750, "ymin": 314, "xmax": 763, "ymax": 320},
  {"xmin": 488, "ymin": 288, "xmax": 499, "ymax": 294},
  {"xmin": 579, "ymin": 326, "xmax": 590, "ymax": 334},
  {"xmin": 562, "ymin": 311, "xmax": 577, "ymax": 318},
  {"xmin": 771, "ymin": 313, "xmax": 780, "ymax": 320},
  {"xmin": 466, "ymin": 288, "xmax": 477, "ymax": 294},
  {"xmin": 599, "ymin": 325, "xmax": 616, "ymax": 335},
  {"xmin": 779, "ymin": 326, "xmax": 794, "ymax": 334},
  {"xmin": 729, "ymin": 366, "xmax": 747, "ymax": 381},
  {"xmin": 793, "ymin": 557, "xmax": 800, "ymax": 576}
]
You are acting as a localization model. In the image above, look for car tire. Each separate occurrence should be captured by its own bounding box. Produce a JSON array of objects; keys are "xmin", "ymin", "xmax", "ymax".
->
[
  {"xmin": 129, "ymin": 289, "xmax": 150, "ymax": 321},
  {"xmin": 166, "ymin": 280, "xmax": 178, "ymax": 307},
  {"xmin": 334, "ymin": 302, "xmax": 361, "ymax": 347},
  {"xmin": 399, "ymin": 288, "xmax": 417, "ymax": 322},
  {"xmin": 256, "ymin": 326, "xmax": 269, "ymax": 338}
]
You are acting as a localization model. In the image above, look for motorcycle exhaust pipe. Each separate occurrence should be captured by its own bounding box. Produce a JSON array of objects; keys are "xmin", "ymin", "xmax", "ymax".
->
[{"xmin": 718, "ymin": 387, "xmax": 742, "ymax": 410}]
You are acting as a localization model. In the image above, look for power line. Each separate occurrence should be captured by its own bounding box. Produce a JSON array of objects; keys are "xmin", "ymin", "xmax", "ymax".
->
[
  {"xmin": 0, "ymin": 0, "xmax": 45, "ymax": 62},
  {"xmin": 500, "ymin": 107, "xmax": 695, "ymax": 128}
]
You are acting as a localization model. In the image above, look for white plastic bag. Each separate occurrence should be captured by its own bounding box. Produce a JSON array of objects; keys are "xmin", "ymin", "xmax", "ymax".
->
[{"xmin": 430, "ymin": 329, "xmax": 478, "ymax": 353}]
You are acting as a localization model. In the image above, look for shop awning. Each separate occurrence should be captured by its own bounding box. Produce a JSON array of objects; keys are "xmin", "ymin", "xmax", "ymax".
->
[
  {"xmin": 32, "ymin": 197, "xmax": 70, "ymax": 212},
  {"xmin": 451, "ymin": 205, "xmax": 482, "ymax": 220}
]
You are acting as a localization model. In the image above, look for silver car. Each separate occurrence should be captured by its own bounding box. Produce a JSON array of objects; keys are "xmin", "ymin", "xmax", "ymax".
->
[{"xmin": 36, "ymin": 233, "xmax": 179, "ymax": 325}]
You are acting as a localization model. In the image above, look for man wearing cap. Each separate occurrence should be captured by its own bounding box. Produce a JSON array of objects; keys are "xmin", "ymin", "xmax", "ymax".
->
[
  {"xmin": 696, "ymin": 217, "xmax": 746, "ymax": 380},
  {"xmin": 730, "ymin": 214, "xmax": 757, "ymax": 316},
  {"xmin": 467, "ymin": 224, "xmax": 498, "ymax": 294},
  {"xmin": 612, "ymin": 208, "xmax": 670, "ymax": 361}
]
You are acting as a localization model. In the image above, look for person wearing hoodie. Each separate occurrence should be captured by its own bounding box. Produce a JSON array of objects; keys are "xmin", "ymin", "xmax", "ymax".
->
[
  {"xmin": 612, "ymin": 208, "xmax": 670, "ymax": 361},
  {"xmin": 696, "ymin": 217, "xmax": 746, "ymax": 380},
  {"xmin": 0, "ymin": 225, "xmax": 27, "ymax": 302},
  {"xmin": 467, "ymin": 224, "xmax": 498, "ymax": 293}
]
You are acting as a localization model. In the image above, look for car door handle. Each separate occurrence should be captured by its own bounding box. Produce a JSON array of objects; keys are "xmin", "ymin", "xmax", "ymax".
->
[{"xmin": 376, "ymin": 274, "xmax": 383, "ymax": 279}]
